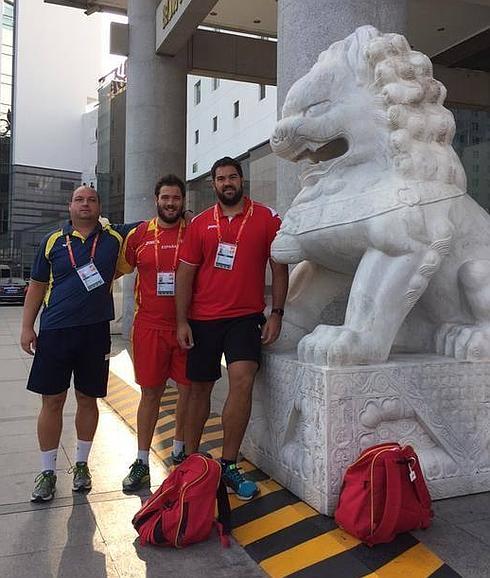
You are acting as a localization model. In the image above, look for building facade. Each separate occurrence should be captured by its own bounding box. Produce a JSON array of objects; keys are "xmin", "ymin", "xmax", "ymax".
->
[
  {"xmin": 0, "ymin": 0, "xmax": 14, "ymax": 272},
  {"xmin": 4, "ymin": 0, "xmax": 105, "ymax": 276},
  {"xmin": 45, "ymin": 1, "xmax": 490, "ymax": 216}
]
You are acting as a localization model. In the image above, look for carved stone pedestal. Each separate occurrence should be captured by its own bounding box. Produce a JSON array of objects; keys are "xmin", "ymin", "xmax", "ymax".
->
[{"xmin": 212, "ymin": 352, "xmax": 490, "ymax": 515}]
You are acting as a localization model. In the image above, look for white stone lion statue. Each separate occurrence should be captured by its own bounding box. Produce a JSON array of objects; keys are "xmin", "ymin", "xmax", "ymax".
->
[{"xmin": 271, "ymin": 25, "xmax": 490, "ymax": 366}]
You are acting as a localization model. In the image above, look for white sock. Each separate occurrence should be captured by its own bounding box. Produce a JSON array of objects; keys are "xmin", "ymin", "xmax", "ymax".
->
[
  {"xmin": 75, "ymin": 439, "xmax": 93, "ymax": 464},
  {"xmin": 41, "ymin": 449, "xmax": 58, "ymax": 472},
  {"xmin": 137, "ymin": 450, "xmax": 149, "ymax": 465},
  {"xmin": 173, "ymin": 440, "xmax": 185, "ymax": 455}
]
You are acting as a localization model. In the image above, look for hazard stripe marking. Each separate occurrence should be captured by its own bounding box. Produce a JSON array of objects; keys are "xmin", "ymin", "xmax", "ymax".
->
[
  {"xmin": 234, "ymin": 502, "xmax": 317, "ymax": 546},
  {"xmin": 104, "ymin": 370, "xmax": 460, "ymax": 578},
  {"xmin": 348, "ymin": 531, "xmax": 419, "ymax": 572},
  {"xmin": 232, "ymin": 489, "xmax": 299, "ymax": 527},
  {"xmin": 259, "ymin": 528, "xmax": 361, "ymax": 578},
  {"xmin": 363, "ymin": 542, "xmax": 446, "ymax": 578},
  {"xmin": 244, "ymin": 515, "xmax": 337, "ymax": 563},
  {"xmin": 428, "ymin": 564, "xmax": 462, "ymax": 577}
]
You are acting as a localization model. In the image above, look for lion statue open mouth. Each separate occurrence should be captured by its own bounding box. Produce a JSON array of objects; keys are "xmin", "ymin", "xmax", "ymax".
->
[{"xmin": 271, "ymin": 25, "xmax": 490, "ymax": 366}]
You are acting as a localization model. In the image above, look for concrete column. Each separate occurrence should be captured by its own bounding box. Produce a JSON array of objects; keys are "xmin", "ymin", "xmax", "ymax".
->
[
  {"xmin": 276, "ymin": 0, "xmax": 408, "ymax": 215},
  {"xmin": 123, "ymin": 0, "xmax": 187, "ymax": 335}
]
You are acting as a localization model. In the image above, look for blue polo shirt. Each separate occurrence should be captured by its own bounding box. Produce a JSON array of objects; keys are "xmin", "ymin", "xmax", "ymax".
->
[{"xmin": 31, "ymin": 221, "xmax": 136, "ymax": 331}]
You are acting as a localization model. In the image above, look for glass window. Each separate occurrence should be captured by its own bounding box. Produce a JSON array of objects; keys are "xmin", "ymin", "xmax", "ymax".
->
[
  {"xmin": 450, "ymin": 105, "xmax": 490, "ymax": 211},
  {"xmin": 192, "ymin": 162, "xmax": 198, "ymax": 173},
  {"xmin": 194, "ymin": 80, "xmax": 201, "ymax": 105},
  {"xmin": 233, "ymin": 100, "xmax": 239, "ymax": 118},
  {"xmin": 194, "ymin": 129, "xmax": 199, "ymax": 144},
  {"xmin": 259, "ymin": 84, "xmax": 266, "ymax": 100},
  {"xmin": 212, "ymin": 78, "xmax": 220, "ymax": 91},
  {"xmin": 212, "ymin": 116, "xmax": 218, "ymax": 132}
]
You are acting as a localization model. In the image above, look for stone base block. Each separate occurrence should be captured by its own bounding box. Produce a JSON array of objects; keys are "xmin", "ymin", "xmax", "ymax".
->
[{"xmin": 212, "ymin": 353, "xmax": 490, "ymax": 515}]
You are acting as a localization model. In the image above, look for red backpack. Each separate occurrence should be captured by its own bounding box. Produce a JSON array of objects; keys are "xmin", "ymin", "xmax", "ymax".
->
[
  {"xmin": 334, "ymin": 443, "xmax": 432, "ymax": 546},
  {"xmin": 132, "ymin": 454, "xmax": 231, "ymax": 548}
]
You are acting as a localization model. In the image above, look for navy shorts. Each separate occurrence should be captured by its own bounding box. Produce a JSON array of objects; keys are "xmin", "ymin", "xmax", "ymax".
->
[
  {"xmin": 27, "ymin": 321, "xmax": 111, "ymax": 398},
  {"xmin": 187, "ymin": 313, "xmax": 266, "ymax": 382}
]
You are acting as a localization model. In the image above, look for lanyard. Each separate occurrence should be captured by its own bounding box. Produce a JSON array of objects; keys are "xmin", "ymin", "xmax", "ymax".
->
[
  {"xmin": 213, "ymin": 200, "xmax": 254, "ymax": 245},
  {"xmin": 154, "ymin": 218, "xmax": 185, "ymax": 272},
  {"xmin": 66, "ymin": 233, "xmax": 100, "ymax": 269}
]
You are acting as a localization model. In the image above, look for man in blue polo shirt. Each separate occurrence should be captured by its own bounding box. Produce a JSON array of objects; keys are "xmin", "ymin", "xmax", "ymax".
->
[{"xmin": 21, "ymin": 186, "xmax": 134, "ymax": 502}]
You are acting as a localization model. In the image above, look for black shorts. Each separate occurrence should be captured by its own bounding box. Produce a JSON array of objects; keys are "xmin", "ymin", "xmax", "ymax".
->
[
  {"xmin": 26, "ymin": 321, "xmax": 111, "ymax": 398},
  {"xmin": 187, "ymin": 313, "xmax": 266, "ymax": 382}
]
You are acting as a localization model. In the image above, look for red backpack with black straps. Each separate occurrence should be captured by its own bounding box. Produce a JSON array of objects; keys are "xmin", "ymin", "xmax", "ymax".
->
[
  {"xmin": 132, "ymin": 454, "xmax": 231, "ymax": 548},
  {"xmin": 335, "ymin": 443, "xmax": 432, "ymax": 546}
]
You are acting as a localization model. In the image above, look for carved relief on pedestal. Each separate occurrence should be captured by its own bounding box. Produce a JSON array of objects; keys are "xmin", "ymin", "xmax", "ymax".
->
[{"xmin": 241, "ymin": 353, "xmax": 490, "ymax": 514}]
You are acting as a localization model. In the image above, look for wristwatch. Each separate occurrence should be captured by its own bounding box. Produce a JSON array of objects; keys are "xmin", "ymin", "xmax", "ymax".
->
[{"xmin": 271, "ymin": 308, "xmax": 284, "ymax": 317}]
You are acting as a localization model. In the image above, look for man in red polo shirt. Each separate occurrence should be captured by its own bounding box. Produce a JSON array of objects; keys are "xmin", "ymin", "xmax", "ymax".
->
[
  {"xmin": 176, "ymin": 157, "xmax": 288, "ymax": 500},
  {"xmin": 118, "ymin": 174, "xmax": 190, "ymax": 491}
]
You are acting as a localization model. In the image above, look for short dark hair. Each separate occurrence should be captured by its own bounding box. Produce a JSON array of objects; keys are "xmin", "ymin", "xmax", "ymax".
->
[
  {"xmin": 210, "ymin": 157, "xmax": 243, "ymax": 180},
  {"xmin": 72, "ymin": 185, "xmax": 101, "ymax": 203},
  {"xmin": 154, "ymin": 174, "xmax": 186, "ymax": 198}
]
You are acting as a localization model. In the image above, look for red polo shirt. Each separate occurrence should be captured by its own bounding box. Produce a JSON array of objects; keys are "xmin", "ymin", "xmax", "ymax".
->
[
  {"xmin": 179, "ymin": 197, "xmax": 281, "ymax": 320},
  {"xmin": 118, "ymin": 218, "xmax": 185, "ymax": 329}
]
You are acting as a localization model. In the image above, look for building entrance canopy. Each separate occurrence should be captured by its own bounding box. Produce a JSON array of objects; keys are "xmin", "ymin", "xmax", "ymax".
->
[{"xmin": 46, "ymin": 0, "xmax": 490, "ymax": 73}]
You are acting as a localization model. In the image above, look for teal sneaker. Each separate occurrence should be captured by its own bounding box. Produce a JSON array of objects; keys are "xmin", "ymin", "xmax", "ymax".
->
[
  {"xmin": 222, "ymin": 462, "xmax": 259, "ymax": 501},
  {"xmin": 69, "ymin": 462, "xmax": 92, "ymax": 491},
  {"xmin": 171, "ymin": 450, "xmax": 186, "ymax": 466},
  {"xmin": 31, "ymin": 470, "xmax": 57, "ymax": 502},
  {"xmin": 122, "ymin": 459, "xmax": 150, "ymax": 491}
]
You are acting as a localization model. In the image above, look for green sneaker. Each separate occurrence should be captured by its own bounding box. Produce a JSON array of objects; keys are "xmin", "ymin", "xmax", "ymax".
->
[
  {"xmin": 69, "ymin": 462, "xmax": 92, "ymax": 491},
  {"xmin": 222, "ymin": 462, "xmax": 259, "ymax": 501},
  {"xmin": 31, "ymin": 470, "xmax": 57, "ymax": 502},
  {"xmin": 122, "ymin": 459, "xmax": 150, "ymax": 491}
]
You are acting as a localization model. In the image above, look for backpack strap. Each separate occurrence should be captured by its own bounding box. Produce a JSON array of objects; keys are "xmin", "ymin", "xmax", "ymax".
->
[
  {"xmin": 407, "ymin": 454, "xmax": 433, "ymax": 525},
  {"xmin": 215, "ymin": 478, "xmax": 232, "ymax": 547},
  {"xmin": 369, "ymin": 452, "xmax": 403, "ymax": 544}
]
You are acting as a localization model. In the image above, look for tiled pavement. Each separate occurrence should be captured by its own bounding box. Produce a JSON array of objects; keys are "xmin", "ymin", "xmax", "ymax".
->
[
  {"xmin": 1, "ymin": 304, "xmax": 489, "ymax": 577},
  {"xmin": 0, "ymin": 305, "xmax": 265, "ymax": 578}
]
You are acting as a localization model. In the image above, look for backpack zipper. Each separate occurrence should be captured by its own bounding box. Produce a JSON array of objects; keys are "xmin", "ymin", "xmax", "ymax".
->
[
  {"xmin": 174, "ymin": 455, "xmax": 220, "ymax": 547},
  {"xmin": 137, "ymin": 482, "xmax": 177, "ymax": 518}
]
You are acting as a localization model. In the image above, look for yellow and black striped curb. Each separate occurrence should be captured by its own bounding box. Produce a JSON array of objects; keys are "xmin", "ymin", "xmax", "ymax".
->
[{"xmin": 105, "ymin": 372, "xmax": 460, "ymax": 578}]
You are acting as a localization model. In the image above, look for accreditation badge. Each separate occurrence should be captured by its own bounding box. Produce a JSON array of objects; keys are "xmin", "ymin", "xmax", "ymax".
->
[
  {"xmin": 76, "ymin": 261, "xmax": 104, "ymax": 292},
  {"xmin": 214, "ymin": 242, "xmax": 237, "ymax": 270},
  {"xmin": 157, "ymin": 271, "xmax": 175, "ymax": 296}
]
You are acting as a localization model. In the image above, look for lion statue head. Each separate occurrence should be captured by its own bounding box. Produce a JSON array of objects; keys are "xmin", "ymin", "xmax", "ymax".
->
[{"xmin": 271, "ymin": 25, "xmax": 466, "ymax": 199}]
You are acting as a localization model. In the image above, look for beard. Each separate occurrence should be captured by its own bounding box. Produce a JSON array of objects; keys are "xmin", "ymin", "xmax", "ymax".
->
[
  {"xmin": 216, "ymin": 186, "xmax": 243, "ymax": 206},
  {"xmin": 157, "ymin": 205, "xmax": 182, "ymax": 224}
]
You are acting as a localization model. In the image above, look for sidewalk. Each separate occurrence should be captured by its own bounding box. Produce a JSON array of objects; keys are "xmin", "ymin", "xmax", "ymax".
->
[
  {"xmin": 1, "ymin": 304, "xmax": 489, "ymax": 578},
  {"xmin": 0, "ymin": 305, "xmax": 265, "ymax": 578}
]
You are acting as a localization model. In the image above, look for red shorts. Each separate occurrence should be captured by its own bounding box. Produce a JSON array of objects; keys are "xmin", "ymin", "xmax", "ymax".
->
[{"xmin": 131, "ymin": 324, "xmax": 190, "ymax": 388}]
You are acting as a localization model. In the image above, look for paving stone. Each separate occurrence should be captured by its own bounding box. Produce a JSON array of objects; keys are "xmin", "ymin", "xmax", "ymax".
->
[
  {"xmin": 0, "ymin": 503, "xmax": 104, "ymax": 556},
  {"xmin": 0, "ymin": 543, "xmax": 119, "ymax": 578}
]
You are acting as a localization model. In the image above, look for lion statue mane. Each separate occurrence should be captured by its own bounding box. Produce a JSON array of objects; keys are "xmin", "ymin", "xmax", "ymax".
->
[{"xmin": 270, "ymin": 25, "xmax": 490, "ymax": 366}]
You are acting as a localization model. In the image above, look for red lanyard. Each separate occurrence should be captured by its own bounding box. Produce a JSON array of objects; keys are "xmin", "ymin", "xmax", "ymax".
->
[
  {"xmin": 66, "ymin": 233, "xmax": 99, "ymax": 269},
  {"xmin": 213, "ymin": 200, "xmax": 254, "ymax": 245},
  {"xmin": 154, "ymin": 218, "xmax": 185, "ymax": 272}
]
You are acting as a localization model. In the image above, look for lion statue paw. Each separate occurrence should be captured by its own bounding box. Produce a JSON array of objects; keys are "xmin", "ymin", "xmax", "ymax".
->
[
  {"xmin": 435, "ymin": 323, "xmax": 490, "ymax": 361},
  {"xmin": 298, "ymin": 325, "xmax": 387, "ymax": 367}
]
